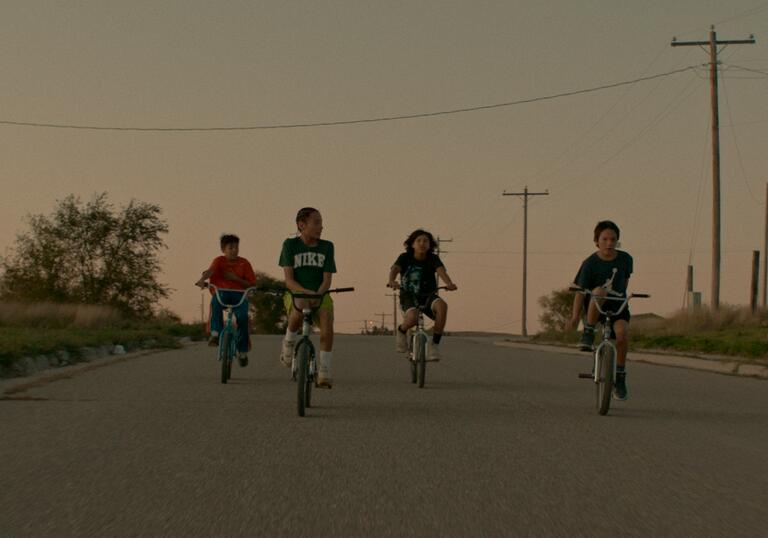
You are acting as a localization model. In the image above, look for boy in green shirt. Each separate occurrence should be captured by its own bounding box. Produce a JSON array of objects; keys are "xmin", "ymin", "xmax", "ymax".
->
[{"xmin": 278, "ymin": 207, "xmax": 337, "ymax": 388}]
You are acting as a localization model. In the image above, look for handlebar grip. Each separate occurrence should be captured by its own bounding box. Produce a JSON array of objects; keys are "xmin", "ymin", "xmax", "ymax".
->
[
  {"xmin": 332, "ymin": 287, "xmax": 355, "ymax": 293},
  {"xmin": 632, "ymin": 293, "xmax": 650, "ymax": 298},
  {"xmin": 569, "ymin": 286, "xmax": 584, "ymax": 292}
]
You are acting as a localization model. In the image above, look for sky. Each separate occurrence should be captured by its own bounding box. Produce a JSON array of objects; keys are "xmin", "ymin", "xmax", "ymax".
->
[{"xmin": 2, "ymin": 1, "xmax": 768, "ymax": 334}]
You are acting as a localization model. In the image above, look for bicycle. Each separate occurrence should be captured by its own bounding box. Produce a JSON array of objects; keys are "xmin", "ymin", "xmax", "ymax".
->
[
  {"xmin": 570, "ymin": 286, "xmax": 649, "ymax": 415},
  {"xmin": 285, "ymin": 287, "xmax": 354, "ymax": 417},
  {"xmin": 205, "ymin": 283, "xmax": 260, "ymax": 384},
  {"xmin": 401, "ymin": 286, "xmax": 449, "ymax": 388}
]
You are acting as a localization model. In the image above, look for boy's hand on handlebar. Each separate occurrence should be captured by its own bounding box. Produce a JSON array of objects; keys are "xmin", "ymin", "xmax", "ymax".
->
[
  {"xmin": 445, "ymin": 283, "xmax": 458, "ymax": 291},
  {"xmin": 194, "ymin": 279, "xmax": 207, "ymax": 289},
  {"xmin": 387, "ymin": 281, "xmax": 400, "ymax": 289}
]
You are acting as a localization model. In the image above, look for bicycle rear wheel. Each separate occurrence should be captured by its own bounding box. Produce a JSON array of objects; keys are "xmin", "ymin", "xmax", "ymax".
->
[
  {"xmin": 409, "ymin": 357, "xmax": 417, "ymax": 384},
  {"xmin": 296, "ymin": 341, "xmax": 310, "ymax": 417},
  {"xmin": 596, "ymin": 344, "xmax": 615, "ymax": 415},
  {"xmin": 220, "ymin": 332, "xmax": 233, "ymax": 384},
  {"xmin": 415, "ymin": 334, "xmax": 427, "ymax": 388}
]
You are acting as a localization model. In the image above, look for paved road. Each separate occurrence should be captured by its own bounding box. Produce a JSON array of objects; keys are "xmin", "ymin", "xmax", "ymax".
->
[{"xmin": 1, "ymin": 335, "xmax": 766, "ymax": 537}]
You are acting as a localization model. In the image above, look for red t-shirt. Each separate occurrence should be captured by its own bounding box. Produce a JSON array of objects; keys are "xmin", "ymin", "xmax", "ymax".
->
[{"xmin": 208, "ymin": 256, "xmax": 257, "ymax": 292}]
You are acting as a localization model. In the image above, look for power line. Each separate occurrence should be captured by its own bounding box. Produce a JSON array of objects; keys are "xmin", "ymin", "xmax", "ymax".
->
[{"xmin": 0, "ymin": 65, "xmax": 700, "ymax": 132}]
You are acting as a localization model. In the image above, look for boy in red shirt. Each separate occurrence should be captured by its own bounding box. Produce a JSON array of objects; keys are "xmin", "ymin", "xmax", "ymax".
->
[{"xmin": 195, "ymin": 234, "xmax": 257, "ymax": 366}]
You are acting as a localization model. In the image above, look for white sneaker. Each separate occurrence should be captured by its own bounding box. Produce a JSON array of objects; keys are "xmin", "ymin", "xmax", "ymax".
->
[
  {"xmin": 280, "ymin": 339, "xmax": 295, "ymax": 368},
  {"xmin": 316, "ymin": 371, "xmax": 333, "ymax": 389},
  {"xmin": 427, "ymin": 342, "xmax": 441, "ymax": 362},
  {"xmin": 396, "ymin": 329, "xmax": 408, "ymax": 353}
]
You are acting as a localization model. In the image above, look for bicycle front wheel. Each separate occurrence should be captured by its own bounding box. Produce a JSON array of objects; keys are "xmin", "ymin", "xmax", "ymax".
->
[
  {"xmin": 220, "ymin": 331, "xmax": 233, "ymax": 384},
  {"xmin": 296, "ymin": 341, "xmax": 310, "ymax": 417},
  {"xmin": 415, "ymin": 334, "xmax": 427, "ymax": 388},
  {"xmin": 596, "ymin": 344, "xmax": 615, "ymax": 415}
]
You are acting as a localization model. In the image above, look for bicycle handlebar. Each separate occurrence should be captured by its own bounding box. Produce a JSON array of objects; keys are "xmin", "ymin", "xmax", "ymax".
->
[
  {"xmin": 203, "ymin": 283, "xmax": 283, "ymax": 309},
  {"xmin": 569, "ymin": 285, "xmax": 649, "ymax": 317}
]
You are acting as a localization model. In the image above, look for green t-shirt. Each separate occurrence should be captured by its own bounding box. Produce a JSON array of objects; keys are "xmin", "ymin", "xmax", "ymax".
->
[{"xmin": 278, "ymin": 237, "xmax": 337, "ymax": 291}]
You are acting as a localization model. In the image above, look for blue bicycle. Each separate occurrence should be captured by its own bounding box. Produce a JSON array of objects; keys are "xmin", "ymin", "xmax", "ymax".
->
[{"xmin": 205, "ymin": 284, "xmax": 259, "ymax": 384}]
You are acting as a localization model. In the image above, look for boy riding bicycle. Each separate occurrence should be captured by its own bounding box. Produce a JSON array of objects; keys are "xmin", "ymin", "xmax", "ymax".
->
[
  {"xmin": 566, "ymin": 220, "xmax": 633, "ymax": 400},
  {"xmin": 195, "ymin": 234, "xmax": 257, "ymax": 367},
  {"xmin": 387, "ymin": 229, "xmax": 457, "ymax": 361},
  {"xmin": 278, "ymin": 207, "xmax": 337, "ymax": 388}
]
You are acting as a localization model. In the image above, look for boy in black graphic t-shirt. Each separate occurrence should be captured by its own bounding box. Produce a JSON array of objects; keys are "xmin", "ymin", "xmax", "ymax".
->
[
  {"xmin": 387, "ymin": 229, "xmax": 457, "ymax": 361},
  {"xmin": 567, "ymin": 220, "xmax": 634, "ymax": 401}
]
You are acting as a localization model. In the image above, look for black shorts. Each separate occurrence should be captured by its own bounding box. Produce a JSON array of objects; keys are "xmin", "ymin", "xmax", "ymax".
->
[
  {"xmin": 584, "ymin": 300, "xmax": 630, "ymax": 338},
  {"xmin": 400, "ymin": 292, "xmax": 441, "ymax": 321}
]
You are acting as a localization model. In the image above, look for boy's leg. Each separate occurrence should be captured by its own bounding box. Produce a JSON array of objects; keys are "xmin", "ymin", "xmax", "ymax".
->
[
  {"xmin": 613, "ymin": 319, "xmax": 630, "ymax": 400},
  {"xmin": 280, "ymin": 295, "xmax": 304, "ymax": 367},
  {"xmin": 396, "ymin": 308, "xmax": 417, "ymax": 352},
  {"xmin": 578, "ymin": 287, "xmax": 606, "ymax": 351},
  {"xmin": 428, "ymin": 298, "xmax": 447, "ymax": 361},
  {"xmin": 317, "ymin": 304, "xmax": 334, "ymax": 388},
  {"xmin": 233, "ymin": 301, "xmax": 250, "ymax": 365},
  {"xmin": 209, "ymin": 296, "xmax": 223, "ymax": 346}
]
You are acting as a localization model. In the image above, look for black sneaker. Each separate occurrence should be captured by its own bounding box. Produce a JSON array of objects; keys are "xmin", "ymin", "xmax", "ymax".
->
[
  {"xmin": 237, "ymin": 352, "xmax": 248, "ymax": 367},
  {"xmin": 578, "ymin": 327, "xmax": 595, "ymax": 352},
  {"xmin": 613, "ymin": 372, "xmax": 628, "ymax": 401}
]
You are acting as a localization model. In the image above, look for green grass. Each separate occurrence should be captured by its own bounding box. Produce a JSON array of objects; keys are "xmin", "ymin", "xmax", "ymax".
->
[
  {"xmin": 533, "ymin": 305, "xmax": 768, "ymax": 362},
  {"xmin": 0, "ymin": 323, "xmax": 206, "ymax": 370}
]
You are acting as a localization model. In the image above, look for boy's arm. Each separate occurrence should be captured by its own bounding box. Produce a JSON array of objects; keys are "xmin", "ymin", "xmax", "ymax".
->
[
  {"xmin": 388, "ymin": 265, "xmax": 401, "ymax": 288},
  {"xmin": 567, "ymin": 293, "xmax": 584, "ymax": 331},
  {"xmin": 317, "ymin": 272, "xmax": 333, "ymax": 295},
  {"xmin": 436, "ymin": 266, "xmax": 457, "ymax": 290},
  {"xmin": 282, "ymin": 267, "xmax": 312, "ymax": 294}
]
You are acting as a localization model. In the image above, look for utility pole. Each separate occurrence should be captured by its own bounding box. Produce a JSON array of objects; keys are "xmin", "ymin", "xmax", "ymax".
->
[
  {"xmin": 372, "ymin": 312, "xmax": 393, "ymax": 332},
  {"xmin": 503, "ymin": 186, "xmax": 549, "ymax": 337},
  {"xmin": 672, "ymin": 26, "xmax": 755, "ymax": 309},
  {"xmin": 436, "ymin": 236, "xmax": 453, "ymax": 257},
  {"xmin": 763, "ymin": 183, "xmax": 767, "ymax": 307}
]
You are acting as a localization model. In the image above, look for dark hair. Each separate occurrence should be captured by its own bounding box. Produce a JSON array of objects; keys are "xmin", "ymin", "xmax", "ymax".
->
[
  {"xmin": 220, "ymin": 234, "xmax": 240, "ymax": 249},
  {"xmin": 295, "ymin": 207, "xmax": 320, "ymax": 231},
  {"xmin": 593, "ymin": 220, "xmax": 620, "ymax": 243},
  {"xmin": 404, "ymin": 229, "xmax": 436, "ymax": 256}
]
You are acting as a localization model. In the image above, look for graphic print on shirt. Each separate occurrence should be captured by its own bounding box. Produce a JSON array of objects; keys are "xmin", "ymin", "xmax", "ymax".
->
[
  {"xmin": 402, "ymin": 265, "xmax": 424, "ymax": 295},
  {"xmin": 293, "ymin": 251, "xmax": 326, "ymax": 269},
  {"xmin": 603, "ymin": 267, "xmax": 618, "ymax": 291}
]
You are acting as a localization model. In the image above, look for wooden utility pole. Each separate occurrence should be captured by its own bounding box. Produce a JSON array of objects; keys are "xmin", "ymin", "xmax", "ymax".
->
[
  {"xmin": 751, "ymin": 251, "xmax": 760, "ymax": 313},
  {"xmin": 503, "ymin": 186, "xmax": 549, "ymax": 337},
  {"xmin": 436, "ymin": 236, "xmax": 453, "ymax": 257},
  {"xmin": 763, "ymin": 183, "xmax": 768, "ymax": 307},
  {"xmin": 672, "ymin": 26, "xmax": 755, "ymax": 309}
]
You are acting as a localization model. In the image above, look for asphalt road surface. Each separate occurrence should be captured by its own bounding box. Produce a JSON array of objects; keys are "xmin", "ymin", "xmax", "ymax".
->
[{"xmin": 2, "ymin": 335, "xmax": 766, "ymax": 537}]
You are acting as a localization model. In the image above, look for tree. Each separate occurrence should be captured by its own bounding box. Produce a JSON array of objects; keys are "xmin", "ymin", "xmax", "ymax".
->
[
  {"xmin": 538, "ymin": 287, "xmax": 573, "ymax": 333},
  {"xmin": 0, "ymin": 193, "xmax": 169, "ymax": 318},
  {"xmin": 249, "ymin": 272, "xmax": 287, "ymax": 334}
]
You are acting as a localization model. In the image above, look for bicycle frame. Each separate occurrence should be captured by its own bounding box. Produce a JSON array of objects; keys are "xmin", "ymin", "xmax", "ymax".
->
[{"xmin": 285, "ymin": 287, "xmax": 354, "ymax": 417}]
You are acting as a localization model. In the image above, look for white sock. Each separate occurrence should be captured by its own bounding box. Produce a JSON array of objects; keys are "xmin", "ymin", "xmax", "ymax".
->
[
  {"xmin": 285, "ymin": 328, "xmax": 298, "ymax": 342},
  {"xmin": 320, "ymin": 351, "xmax": 333, "ymax": 375}
]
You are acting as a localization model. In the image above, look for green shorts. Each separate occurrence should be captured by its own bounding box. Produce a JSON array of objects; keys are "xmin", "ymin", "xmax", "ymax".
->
[{"xmin": 283, "ymin": 292, "xmax": 334, "ymax": 317}]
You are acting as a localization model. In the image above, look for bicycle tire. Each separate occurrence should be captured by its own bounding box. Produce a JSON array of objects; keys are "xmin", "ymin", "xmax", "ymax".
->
[
  {"xmin": 305, "ymin": 346, "xmax": 314, "ymax": 408},
  {"xmin": 220, "ymin": 331, "xmax": 233, "ymax": 384},
  {"xmin": 296, "ymin": 341, "xmax": 309, "ymax": 417},
  {"xmin": 596, "ymin": 344, "xmax": 615, "ymax": 415},
  {"xmin": 410, "ymin": 356, "xmax": 417, "ymax": 384},
  {"xmin": 415, "ymin": 334, "xmax": 427, "ymax": 388}
]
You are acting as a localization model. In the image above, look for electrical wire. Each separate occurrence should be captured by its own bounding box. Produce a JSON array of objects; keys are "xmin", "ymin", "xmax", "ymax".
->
[
  {"xmin": 721, "ymin": 76, "xmax": 761, "ymax": 205},
  {"xmin": 0, "ymin": 65, "xmax": 700, "ymax": 132}
]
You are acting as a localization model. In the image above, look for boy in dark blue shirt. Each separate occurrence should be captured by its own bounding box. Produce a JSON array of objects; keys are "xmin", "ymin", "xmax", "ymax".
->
[{"xmin": 567, "ymin": 221, "xmax": 633, "ymax": 400}]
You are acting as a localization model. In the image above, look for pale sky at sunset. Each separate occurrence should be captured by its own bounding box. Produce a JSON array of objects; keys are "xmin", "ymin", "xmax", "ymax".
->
[{"xmin": 2, "ymin": 1, "xmax": 768, "ymax": 333}]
